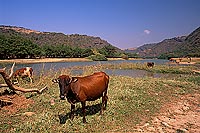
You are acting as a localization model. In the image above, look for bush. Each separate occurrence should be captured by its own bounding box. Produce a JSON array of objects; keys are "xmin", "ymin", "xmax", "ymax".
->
[
  {"xmin": 121, "ymin": 54, "xmax": 129, "ymax": 60},
  {"xmin": 87, "ymin": 53, "xmax": 108, "ymax": 61}
]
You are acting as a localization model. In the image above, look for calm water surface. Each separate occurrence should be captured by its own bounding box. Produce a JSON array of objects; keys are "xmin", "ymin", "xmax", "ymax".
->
[{"xmin": 0, "ymin": 59, "xmax": 173, "ymax": 78}]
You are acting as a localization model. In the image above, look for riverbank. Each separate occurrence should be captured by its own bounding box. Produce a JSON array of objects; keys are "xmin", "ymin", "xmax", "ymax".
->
[
  {"xmin": 0, "ymin": 58, "xmax": 92, "ymax": 64},
  {"xmin": 169, "ymin": 57, "xmax": 200, "ymax": 64},
  {"xmin": 0, "ymin": 58, "xmax": 141, "ymax": 64}
]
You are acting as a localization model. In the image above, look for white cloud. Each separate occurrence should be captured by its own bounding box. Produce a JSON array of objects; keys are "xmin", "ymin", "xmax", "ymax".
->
[{"xmin": 144, "ymin": 29, "xmax": 151, "ymax": 35}]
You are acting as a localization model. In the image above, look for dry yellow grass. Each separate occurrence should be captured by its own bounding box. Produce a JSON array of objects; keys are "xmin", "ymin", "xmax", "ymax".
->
[
  {"xmin": 0, "ymin": 57, "xmax": 140, "ymax": 64},
  {"xmin": 0, "ymin": 58, "xmax": 92, "ymax": 64}
]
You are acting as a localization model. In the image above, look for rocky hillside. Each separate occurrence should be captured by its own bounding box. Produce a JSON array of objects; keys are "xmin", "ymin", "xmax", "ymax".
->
[
  {"xmin": 183, "ymin": 27, "xmax": 200, "ymax": 56},
  {"xmin": 126, "ymin": 26, "xmax": 200, "ymax": 58},
  {"xmin": 0, "ymin": 25, "xmax": 119, "ymax": 50}
]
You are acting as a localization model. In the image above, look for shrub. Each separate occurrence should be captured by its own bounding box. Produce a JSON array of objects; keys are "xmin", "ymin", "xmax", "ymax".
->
[
  {"xmin": 87, "ymin": 53, "xmax": 108, "ymax": 61},
  {"xmin": 121, "ymin": 54, "xmax": 129, "ymax": 60}
]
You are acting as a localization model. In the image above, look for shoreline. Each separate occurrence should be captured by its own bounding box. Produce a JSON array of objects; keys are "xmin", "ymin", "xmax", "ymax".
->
[
  {"xmin": 0, "ymin": 58, "xmax": 92, "ymax": 64},
  {"xmin": 1, "ymin": 57, "xmax": 199, "ymax": 64},
  {"xmin": 0, "ymin": 58, "xmax": 134, "ymax": 64},
  {"xmin": 169, "ymin": 57, "xmax": 200, "ymax": 65}
]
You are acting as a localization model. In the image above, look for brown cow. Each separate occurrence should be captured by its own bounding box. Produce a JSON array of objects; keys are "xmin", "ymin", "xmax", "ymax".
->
[
  {"xmin": 52, "ymin": 71, "xmax": 109, "ymax": 123},
  {"xmin": 13, "ymin": 67, "xmax": 33, "ymax": 83},
  {"xmin": 147, "ymin": 62, "xmax": 154, "ymax": 68}
]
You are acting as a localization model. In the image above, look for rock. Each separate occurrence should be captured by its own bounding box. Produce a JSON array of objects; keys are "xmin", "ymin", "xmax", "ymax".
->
[
  {"xmin": 23, "ymin": 112, "xmax": 35, "ymax": 116},
  {"xmin": 143, "ymin": 123, "xmax": 150, "ymax": 127},
  {"xmin": 158, "ymin": 127, "xmax": 164, "ymax": 133},
  {"xmin": 182, "ymin": 106, "xmax": 190, "ymax": 111},
  {"xmin": 161, "ymin": 121, "xmax": 172, "ymax": 128},
  {"xmin": 50, "ymin": 99, "xmax": 55, "ymax": 105},
  {"xmin": 147, "ymin": 126, "xmax": 156, "ymax": 132}
]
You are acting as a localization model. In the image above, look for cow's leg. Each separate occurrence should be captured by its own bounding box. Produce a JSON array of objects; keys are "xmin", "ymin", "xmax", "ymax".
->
[
  {"xmin": 100, "ymin": 95, "xmax": 104, "ymax": 115},
  {"xmin": 30, "ymin": 71, "xmax": 33, "ymax": 83},
  {"xmin": 100, "ymin": 95, "xmax": 108, "ymax": 115},
  {"xmin": 27, "ymin": 73, "xmax": 33, "ymax": 83},
  {"xmin": 70, "ymin": 104, "xmax": 75, "ymax": 120},
  {"xmin": 101, "ymin": 89, "xmax": 108, "ymax": 113},
  {"xmin": 29, "ymin": 77, "xmax": 33, "ymax": 83},
  {"xmin": 81, "ymin": 101, "xmax": 86, "ymax": 123},
  {"xmin": 104, "ymin": 95, "xmax": 108, "ymax": 110}
]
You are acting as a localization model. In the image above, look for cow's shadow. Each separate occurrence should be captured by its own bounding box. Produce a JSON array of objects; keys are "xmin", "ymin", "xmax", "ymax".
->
[
  {"xmin": 0, "ymin": 89, "xmax": 16, "ymax": 108},
  {"xmin": 58, "ymin": 103, "xmax": 102, "ymax": 124}
]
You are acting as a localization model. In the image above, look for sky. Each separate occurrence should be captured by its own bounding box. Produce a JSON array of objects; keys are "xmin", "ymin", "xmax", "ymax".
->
[{"xmin": 0, "ymin": 0, "xmax": 200, "ymax": 49}]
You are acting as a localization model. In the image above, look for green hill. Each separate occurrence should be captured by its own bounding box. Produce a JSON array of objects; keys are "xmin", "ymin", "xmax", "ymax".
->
[
  {"xmin": 0, "ymin": 25, "xmax": 118, "ymax": 49},
  {"xmin": 0, "ymin": 25, "xmax": 122, "ymax": 59},
  {"xmin": 183, "ymin": 27, "xmax": 200, "ymax": 56}
]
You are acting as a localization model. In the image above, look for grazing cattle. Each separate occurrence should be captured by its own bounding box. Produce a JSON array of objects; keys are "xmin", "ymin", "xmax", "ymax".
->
[
  {"xmin": 52, "ymin": 72, "xmax": 109, "ymax": 123},
  {"xmin": 13, "ymin": 67, "xmax": 33, "ymax": 83},
  {"xmin": 169, "ymin": 58, "xmax": 175, "ymax": 62},
  {"xmin": 147, "ymin": 62, "xmax": 154, "ymax": 68}
]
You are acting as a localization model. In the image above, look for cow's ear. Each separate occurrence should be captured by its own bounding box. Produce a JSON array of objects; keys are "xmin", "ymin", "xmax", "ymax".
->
[
  {"xmin": 52, "ymin": 78, "xmax": 59, "ymax": 83},
  {"xmin": 72, "ymin": 77, "xmax": 78, "ymax": 83}
]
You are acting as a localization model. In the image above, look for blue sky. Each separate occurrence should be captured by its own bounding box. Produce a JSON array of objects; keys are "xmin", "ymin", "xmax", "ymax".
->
[{"xmin": 0, "ymin": 0, "xmax": 200, "ymax": 49}]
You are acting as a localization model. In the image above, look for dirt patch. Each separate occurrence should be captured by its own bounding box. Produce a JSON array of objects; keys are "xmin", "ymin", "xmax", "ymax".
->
[
  {"xmin": 0, "ymin": 92, "xmax": 34, "ymax": 114},
  {"xmin": 135, "ymin": 93, "xmax": 200, "ymax": 133}
]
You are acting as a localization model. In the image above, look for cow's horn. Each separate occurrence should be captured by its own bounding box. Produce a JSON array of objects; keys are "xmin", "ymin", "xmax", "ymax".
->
[
  {"xmin": 69, "ymin": 76, "xmax": 73, "ymax": 84},
  {"xmin": 52, "ymin": 79, "xmax": 59, "ymax": 83}
]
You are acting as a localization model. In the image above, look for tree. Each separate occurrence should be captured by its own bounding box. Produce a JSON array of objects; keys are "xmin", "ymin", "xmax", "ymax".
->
[
  {"xmin": 0, "ymin": 35, "xmax": 42, "ymax": 59},
  {"xmin": 99, "ymin": 45, "xmax": 117, "ymax": 58},
  {"xmin": 71, "ymin": 47, "xmax": 83, "ymax": 57},
  {"xmin": 82, "ymin": 48, "xmax": 93, "ymax": 57},
  {"xmin": 88, "ymin": 53, "xmax": 108, "ymax": 61}
]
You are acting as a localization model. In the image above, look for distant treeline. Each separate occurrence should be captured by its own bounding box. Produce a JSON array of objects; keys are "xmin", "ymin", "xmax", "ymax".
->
[{"xmin": 0, "ymin": 35, "xmax": 137, "ymax": 60}]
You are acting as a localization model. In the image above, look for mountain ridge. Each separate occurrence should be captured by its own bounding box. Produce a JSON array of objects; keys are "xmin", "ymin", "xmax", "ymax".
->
[
  {"xmin": 126, "ymin": 27, "xmax": 200, "ymax": 58},
  {"xmin": 0, "ymin": 25, "xmax": 120, "ymax": 50},
  {"xmin": 1, "ymin": 25, "xmax": 199, "ymax": 59}
]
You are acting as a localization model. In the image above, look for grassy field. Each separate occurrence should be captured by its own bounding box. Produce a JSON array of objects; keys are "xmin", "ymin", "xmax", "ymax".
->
[{"xmin": 0, "ymin": 63, "xmax": 200, "ymax": 132}]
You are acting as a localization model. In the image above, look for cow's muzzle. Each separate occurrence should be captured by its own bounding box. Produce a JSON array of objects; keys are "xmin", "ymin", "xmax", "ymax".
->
[{"xmin": 60, "ymin": 95, "xmax": 65, "ymax": 100}]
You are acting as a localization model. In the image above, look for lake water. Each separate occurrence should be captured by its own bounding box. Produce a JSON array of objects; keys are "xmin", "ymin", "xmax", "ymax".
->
[{"xmin": 0, "ymin": 59, "xmax": 173, "ymax": 78}]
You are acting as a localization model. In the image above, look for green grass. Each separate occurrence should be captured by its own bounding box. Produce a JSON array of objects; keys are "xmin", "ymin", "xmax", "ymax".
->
[
  {"xmin": 81, "ymin": 62, "xmax": 199, "ymax": 74},
  {"xmin": 0, "ymin": 64, "xmax": 200, "ymax": 132}
]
